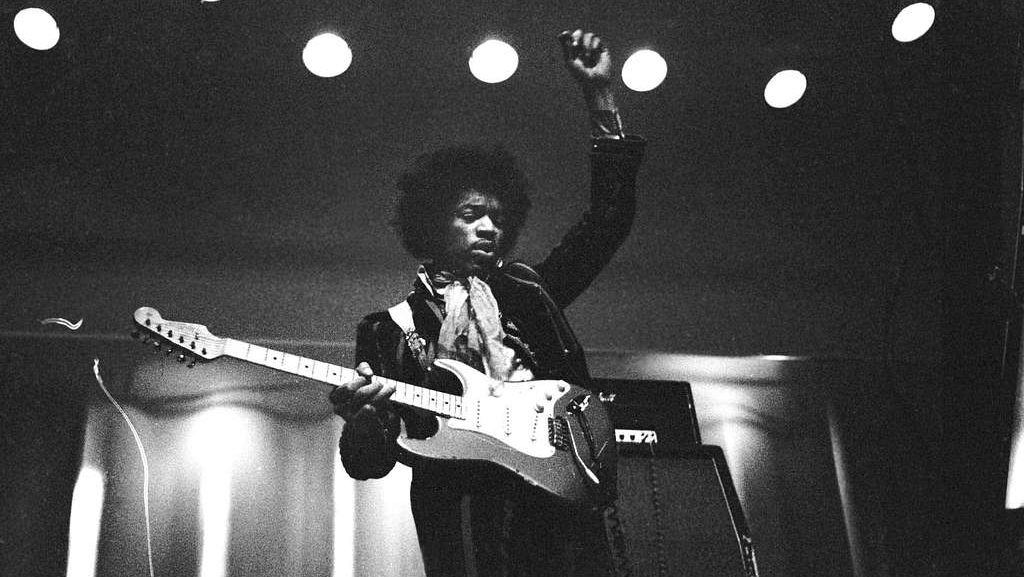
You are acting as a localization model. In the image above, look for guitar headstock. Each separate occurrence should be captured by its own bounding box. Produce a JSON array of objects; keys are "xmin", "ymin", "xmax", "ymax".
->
[{"xmin": 132, "ymin": 307, "xmax": 226, "ymax": 366}]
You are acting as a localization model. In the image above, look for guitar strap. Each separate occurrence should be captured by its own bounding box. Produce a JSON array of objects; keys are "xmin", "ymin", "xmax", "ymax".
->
[
  {"xmin": 388, "ymin": 299, "xmax": 433, "ymax": 372},
  {"xmin": 387, "ymin": 299, "xmax": 416, "ymax": 333}
]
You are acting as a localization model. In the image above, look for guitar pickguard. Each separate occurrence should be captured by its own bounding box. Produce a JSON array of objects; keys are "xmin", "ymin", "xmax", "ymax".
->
[{"xmin": 445, "ymin": 383, "xmax": 567, "ymax": 458}]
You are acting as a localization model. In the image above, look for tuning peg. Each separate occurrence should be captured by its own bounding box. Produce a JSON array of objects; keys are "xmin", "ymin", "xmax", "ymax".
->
[
  {"xmin": 176, "ymin": 354, "xmax": 186, "ymax": 363},
  {"xmin": 187, "ymin": 357, "xmax": 197, "ymax": 368},
  {"xmin": 152, "ymin": 341, "xmax": 161, "ymax": 352},
  {"xmin": 165, "ymin": 347, "xmax": 174, "ymax": 356}
]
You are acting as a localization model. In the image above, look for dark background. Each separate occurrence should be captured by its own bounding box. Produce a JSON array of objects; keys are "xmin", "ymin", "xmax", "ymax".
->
[
  {"xmin": 1, "ymin": 1, "xmax": 1022, "ymax": 576},
  {"xmin": 3, "ymin": 0, "xmax": 1009, "ymax": 358}
]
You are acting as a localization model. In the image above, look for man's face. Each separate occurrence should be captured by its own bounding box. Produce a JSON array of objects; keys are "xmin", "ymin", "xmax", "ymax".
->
[{"xmin": 440, "ymin": 189, "xmax": 507, "ymax": 276}]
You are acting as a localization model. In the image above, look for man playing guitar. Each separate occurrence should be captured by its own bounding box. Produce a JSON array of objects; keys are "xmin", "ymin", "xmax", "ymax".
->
[{"xmin": 329, "ymin": 28, "xmax": 646, "ymax": 577}]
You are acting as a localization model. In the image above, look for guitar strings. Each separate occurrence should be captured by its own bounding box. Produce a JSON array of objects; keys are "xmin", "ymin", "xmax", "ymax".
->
[{"xmin": 93, "ymin": 358, "xmax": 156, "ymax": 577}]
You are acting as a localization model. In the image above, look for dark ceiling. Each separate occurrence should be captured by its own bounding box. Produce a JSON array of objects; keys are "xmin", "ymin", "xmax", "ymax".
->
[{"xmin": 1, "ymin": 1, "xmax": 1020, "ymax": 358}]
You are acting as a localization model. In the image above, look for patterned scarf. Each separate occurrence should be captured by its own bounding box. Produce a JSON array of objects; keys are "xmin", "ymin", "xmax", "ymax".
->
[{"xmin": 435, "ymin": 275, "xmax": 515, "ymax": 388}]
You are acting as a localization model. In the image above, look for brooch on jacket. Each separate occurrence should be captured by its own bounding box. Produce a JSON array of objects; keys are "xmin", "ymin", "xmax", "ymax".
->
[{"xmin": 403, "ymin": 329, "xmax": 431, "ymax": 370}]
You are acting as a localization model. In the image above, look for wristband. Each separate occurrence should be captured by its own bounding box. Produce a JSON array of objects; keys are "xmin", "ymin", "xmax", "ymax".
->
[{"xmin": 590, "ymin": 109, "xmax": 624, "ymax": 139}]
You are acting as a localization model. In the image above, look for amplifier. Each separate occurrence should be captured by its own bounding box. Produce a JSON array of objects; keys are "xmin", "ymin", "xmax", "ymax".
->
[{"xmin": 594, "ymin": 378, "xmax": 701, "ymax": 454}]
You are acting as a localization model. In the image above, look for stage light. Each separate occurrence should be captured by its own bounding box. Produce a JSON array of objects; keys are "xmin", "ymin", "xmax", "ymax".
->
[
  {"xmin": 189, "ymin": 408, "xmax": 249, "ymax": 577},
  {"xmin": 1007, "ymin": 372, "xmax": 1024, "ymax": 508},
  {"xmin": 66, "ymin": 466, "xmax": 105, "ymax": 577},
  {"xmin": 13, "ymin": 7, "xmax": 60, "ymax": 51},
  {"xmin": 468, "ymin": 39, "xmax": 519, "ymax": 84},
  {"xmin": 187, "ymin": 406, "xmax": 249, "ymax": 464},
  {"xmin": 891, "ymin": 3, "xmax": 936, "ymax": 43},
  {"xmin": 333, "ymin": 449, "xmax": 356, "ymax": 577},
  {"xmin": 621, "ymin": 49, "xmax": 667, "ymax": 92},
  {"xmin": 303, "ymin": 33, "xmax": 353, "ymax": 78},
  {"xmin": 764, "ymin": 69, "xmax": 807, "ymax": 109}
]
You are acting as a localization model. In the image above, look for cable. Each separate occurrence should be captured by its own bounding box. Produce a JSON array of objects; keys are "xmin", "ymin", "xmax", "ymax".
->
[{"xmin": 92, "ymin": 358, "xmax": 156, "ymax": 577}]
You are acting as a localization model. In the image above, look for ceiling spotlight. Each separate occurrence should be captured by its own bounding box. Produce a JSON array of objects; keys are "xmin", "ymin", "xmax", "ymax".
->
[
  {"xmin": 303, "ymin": 33, "xmax": 353, "ymax": 78},
  {"xmin": 892, "ymin": 3, "xmax": 936, "ymax": 43},
  {"xmin": 764, "ymin": 69, "xmax": 807, "ymax": 109},
  {"xmin": 621, "ymin": 49, "xmax": 668, "ymax": 92},
  {"xmin": 468, "ymin": 39, "xmax": 519, "ymax": 84},
  {"xmin": 13, "ymin": 7, "xmax": 60, "ymax": 51}
]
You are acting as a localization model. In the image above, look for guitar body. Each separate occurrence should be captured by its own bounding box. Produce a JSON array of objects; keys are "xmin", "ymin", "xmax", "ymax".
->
[{"xmin": 396, "ymin": 359, "xmax": 618, "ymax": 506}]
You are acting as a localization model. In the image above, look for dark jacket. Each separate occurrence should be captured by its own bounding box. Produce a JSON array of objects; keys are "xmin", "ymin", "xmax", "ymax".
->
[{"xmin": 340, "ymin": 135, "xmax": 645, "ymax": 577}]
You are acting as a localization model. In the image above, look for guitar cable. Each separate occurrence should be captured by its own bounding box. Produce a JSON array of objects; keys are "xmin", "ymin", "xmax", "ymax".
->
[{"xmin": 93, "ymin": 358, "xmax": 156, "ymax": 577}]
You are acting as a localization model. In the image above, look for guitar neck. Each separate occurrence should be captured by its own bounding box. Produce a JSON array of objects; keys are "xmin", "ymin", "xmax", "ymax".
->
[{"xmin": 222, "ymin": 338, "xmax": 463, "ymax": 418}]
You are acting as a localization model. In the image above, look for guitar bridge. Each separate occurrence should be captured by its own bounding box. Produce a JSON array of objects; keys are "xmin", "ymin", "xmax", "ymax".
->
[{"xmin": 548, "ymin": 416, "xmax": 569, "ymax": 450}]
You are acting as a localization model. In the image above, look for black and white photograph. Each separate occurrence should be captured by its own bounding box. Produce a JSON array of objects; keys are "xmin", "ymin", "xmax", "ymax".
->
[{"xmin": 1, "ymin": 2, "xmax": 1021, "ymax": 576}]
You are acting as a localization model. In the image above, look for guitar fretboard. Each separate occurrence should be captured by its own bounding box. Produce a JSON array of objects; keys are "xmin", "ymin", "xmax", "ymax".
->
[{"xmin": 222, "ymin": 338, "xmax": 464, "ymax": 418}]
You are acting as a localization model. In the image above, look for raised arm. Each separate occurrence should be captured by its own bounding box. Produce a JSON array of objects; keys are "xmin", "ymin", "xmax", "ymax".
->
[
  {"xmin": 534, "ymin": 30, "xmax": 646, "ymax": 309},
  {"xmin": 559, "ymin": 29, "xmax": 619, "ymax": 126}
]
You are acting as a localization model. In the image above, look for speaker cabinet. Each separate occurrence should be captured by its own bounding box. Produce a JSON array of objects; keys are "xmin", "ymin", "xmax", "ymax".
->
[{"xmin": 615, "ymin": 445, "xmax": 759, "ymax": 577}]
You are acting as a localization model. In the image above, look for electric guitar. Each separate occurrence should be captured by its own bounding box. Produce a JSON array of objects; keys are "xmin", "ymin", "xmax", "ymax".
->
[{"xmin": 131, "ymin": 307, "xmax": 617, "ymax": 506}]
